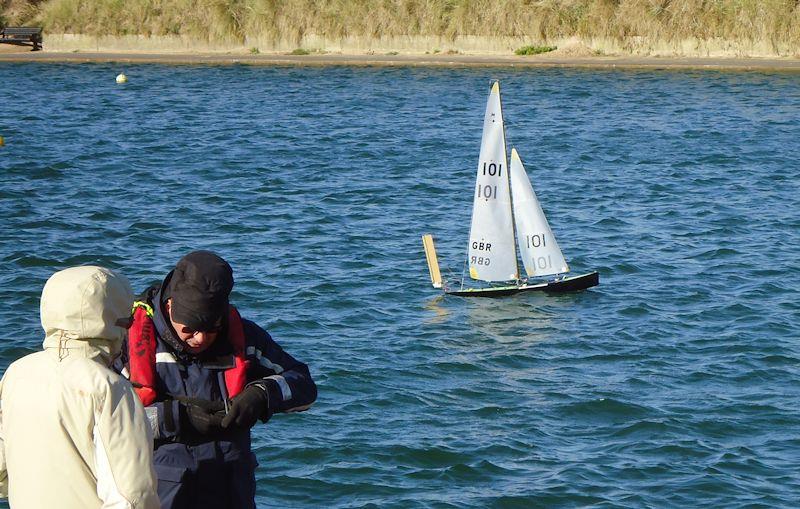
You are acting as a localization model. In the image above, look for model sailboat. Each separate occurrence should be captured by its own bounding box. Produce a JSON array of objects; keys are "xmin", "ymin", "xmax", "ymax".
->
[{"xmin": 423, "ymin": 81, "xmax": 599, "ymax": 297}]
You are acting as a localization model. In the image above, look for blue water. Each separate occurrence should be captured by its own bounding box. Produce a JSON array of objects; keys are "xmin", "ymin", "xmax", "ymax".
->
[{"xmin": 1, "ymin": 63, "xmax": 799, "ymax": 507}]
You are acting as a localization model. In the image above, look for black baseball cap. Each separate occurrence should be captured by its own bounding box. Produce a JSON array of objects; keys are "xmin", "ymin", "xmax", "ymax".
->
[{"xmin": 165, "ymin": 251, "xmax": 234, "ymax": 331}]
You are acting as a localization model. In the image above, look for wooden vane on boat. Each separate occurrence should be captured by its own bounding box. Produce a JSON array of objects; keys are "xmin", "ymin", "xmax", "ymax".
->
[{"xmin": 422, "ymin": 81, "xmax": 599, "ymax": 297}]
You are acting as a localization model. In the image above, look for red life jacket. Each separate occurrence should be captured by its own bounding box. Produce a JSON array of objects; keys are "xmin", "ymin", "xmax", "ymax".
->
[{"xmin": 128, "ymin": 301, "xmax": 248, "ymax": 406}]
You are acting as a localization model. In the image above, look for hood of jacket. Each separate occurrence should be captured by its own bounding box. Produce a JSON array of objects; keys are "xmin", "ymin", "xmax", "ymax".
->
[{"xmin": 40, "ymin": 266, "xmax": 134, "ymax": 363}]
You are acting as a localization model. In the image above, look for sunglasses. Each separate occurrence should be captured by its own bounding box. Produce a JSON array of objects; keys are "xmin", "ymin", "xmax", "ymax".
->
[
  {"xmin": 115, "ymin": 316, "xmax": 223, "ymax": 335},
  {"xmin": 178, "ymin": 320, "xmax": 224, "ymax": 336}
]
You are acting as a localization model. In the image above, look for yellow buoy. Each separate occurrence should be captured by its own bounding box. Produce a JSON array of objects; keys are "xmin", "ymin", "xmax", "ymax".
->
[
  {"xmin": 0, "ymin": 136, "xmax": 4, "ymax": 147},
  {"xmin": 116, "ymin": 73, "xmax": 128, "ymax": 84}
]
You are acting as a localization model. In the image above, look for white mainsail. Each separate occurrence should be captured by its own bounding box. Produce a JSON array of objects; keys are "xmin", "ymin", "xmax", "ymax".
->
[
  {"xmin": 510, "ymin": 148, "xmax": 570, "ymax": 278},
  {"xmin": 467, "ymin": 82, "xmax": 518, "ymax": 282}
]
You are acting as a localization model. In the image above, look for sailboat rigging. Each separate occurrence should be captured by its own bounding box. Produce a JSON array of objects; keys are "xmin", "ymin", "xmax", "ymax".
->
[{"xmin": 423, "ymin": 81, "xmax": 599, "ymax": 297}]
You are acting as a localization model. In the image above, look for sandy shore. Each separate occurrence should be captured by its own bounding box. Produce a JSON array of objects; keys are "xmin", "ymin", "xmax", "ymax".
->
[{"xmin": 2, "ymin": 47, "xmax": 800, "ymax": 70}]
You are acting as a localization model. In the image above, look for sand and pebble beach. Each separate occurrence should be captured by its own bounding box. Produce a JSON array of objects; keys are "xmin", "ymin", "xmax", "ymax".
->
[{"xmin": 2, "ymin": 36, "xmax": 800, "ymax": 70}]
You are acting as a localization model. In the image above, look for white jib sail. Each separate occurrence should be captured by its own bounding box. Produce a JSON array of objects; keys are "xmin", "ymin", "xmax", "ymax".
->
[
  {"xmin": 510, "ymin": 148, "xmax": 570, "ymax": 278},
  {"xmin": 467, "ymin": 82, "xmax": 518, "ymax": 282}
]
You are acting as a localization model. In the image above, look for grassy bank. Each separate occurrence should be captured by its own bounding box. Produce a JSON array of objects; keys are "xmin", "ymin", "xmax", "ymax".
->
[{"xmin": 2, "ymin": 0, "xmax": 800, "ymax": 55}]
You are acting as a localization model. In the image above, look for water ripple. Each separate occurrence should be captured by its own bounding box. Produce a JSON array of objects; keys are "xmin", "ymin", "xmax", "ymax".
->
[{"xmin": 1, "ymin": 64, "xmax": 799, "ymax": 508}]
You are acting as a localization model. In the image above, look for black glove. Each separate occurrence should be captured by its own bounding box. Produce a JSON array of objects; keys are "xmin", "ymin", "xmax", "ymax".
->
[
  {"xmin": 221, "ymin": 383, "xmax": 272, "ymax": 430},
  {"xmin": 179, "ymin": 398, "xmax": 226, "ymax": 435}
]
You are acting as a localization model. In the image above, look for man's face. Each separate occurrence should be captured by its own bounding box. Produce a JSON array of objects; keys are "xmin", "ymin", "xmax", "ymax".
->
[{"xmin": 165, "ymin": 299, "xmax": 222, "ymax": 354}]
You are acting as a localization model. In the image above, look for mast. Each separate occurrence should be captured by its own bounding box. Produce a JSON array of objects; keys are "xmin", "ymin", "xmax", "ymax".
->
[{"xmin": 498, "ymin": 82, "xmax": 521, "ymax": 282}]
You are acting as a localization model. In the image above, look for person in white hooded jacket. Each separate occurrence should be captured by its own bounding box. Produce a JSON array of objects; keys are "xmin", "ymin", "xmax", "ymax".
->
[{"xmin": 0, "ymin": 266, "xmax": 160, "ymax": 509}]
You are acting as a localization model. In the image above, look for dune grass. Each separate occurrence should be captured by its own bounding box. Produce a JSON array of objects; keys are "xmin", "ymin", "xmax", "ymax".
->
[{"xmin": 2, "ymin": 0, "xmax": 800, "ymax": 51}]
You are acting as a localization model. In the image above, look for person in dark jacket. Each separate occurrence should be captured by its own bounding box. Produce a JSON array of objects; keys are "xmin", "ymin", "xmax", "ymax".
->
[{"xmin": 118, "ymin": 250, "xmax": 317, "ymax": 509}]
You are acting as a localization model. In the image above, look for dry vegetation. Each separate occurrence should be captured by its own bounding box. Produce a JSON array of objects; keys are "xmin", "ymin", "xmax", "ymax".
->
[{"xmin": 2, "ymin": 0, "xmax": 800, "ymax": 51}]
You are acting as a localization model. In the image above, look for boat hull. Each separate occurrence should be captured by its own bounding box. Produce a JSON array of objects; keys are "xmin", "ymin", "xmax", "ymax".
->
[{"xmin": 445, "ymin": 271, "xmax": 599, "ymax": 297}]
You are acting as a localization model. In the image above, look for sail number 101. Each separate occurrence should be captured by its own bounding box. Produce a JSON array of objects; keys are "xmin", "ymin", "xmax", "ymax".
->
[
  {"xmin": 477, "ymin": 163, "xmax": 503, "ymax": 200},
  {"xmin": 476, "ymin": 184, "xmax": 497, "ymax": 200},
  {"xmin": 482, "ymin": 162, "xmax": 502, "ymax": 177},
  {"xmin": 526, "ymin": 234, "xmax": 546, "ymax": 248}
]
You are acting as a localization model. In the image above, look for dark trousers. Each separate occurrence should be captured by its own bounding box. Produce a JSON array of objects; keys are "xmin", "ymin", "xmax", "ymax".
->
[{"xmin": 154, "ymin": 442, "xmax": 257, "ymax": 509}]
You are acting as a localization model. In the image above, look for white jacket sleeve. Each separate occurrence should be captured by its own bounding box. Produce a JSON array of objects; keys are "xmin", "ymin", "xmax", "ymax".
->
[
  {"xmin": 0, "ymin": 376, "xmax": 7, "ymax": 498},
  {"xmin": 94, "ymin": 378, "xmax": 160, "ymax": 509}
]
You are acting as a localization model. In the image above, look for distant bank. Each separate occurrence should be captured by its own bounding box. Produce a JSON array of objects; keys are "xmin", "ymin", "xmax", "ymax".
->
[
  {"xmin": 2, "ymin": 0, "xmax": 799, "ymax": 59},
  {"xmin": 2, "ymin": 49, "xmax": 800, "ymax": 72}
]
